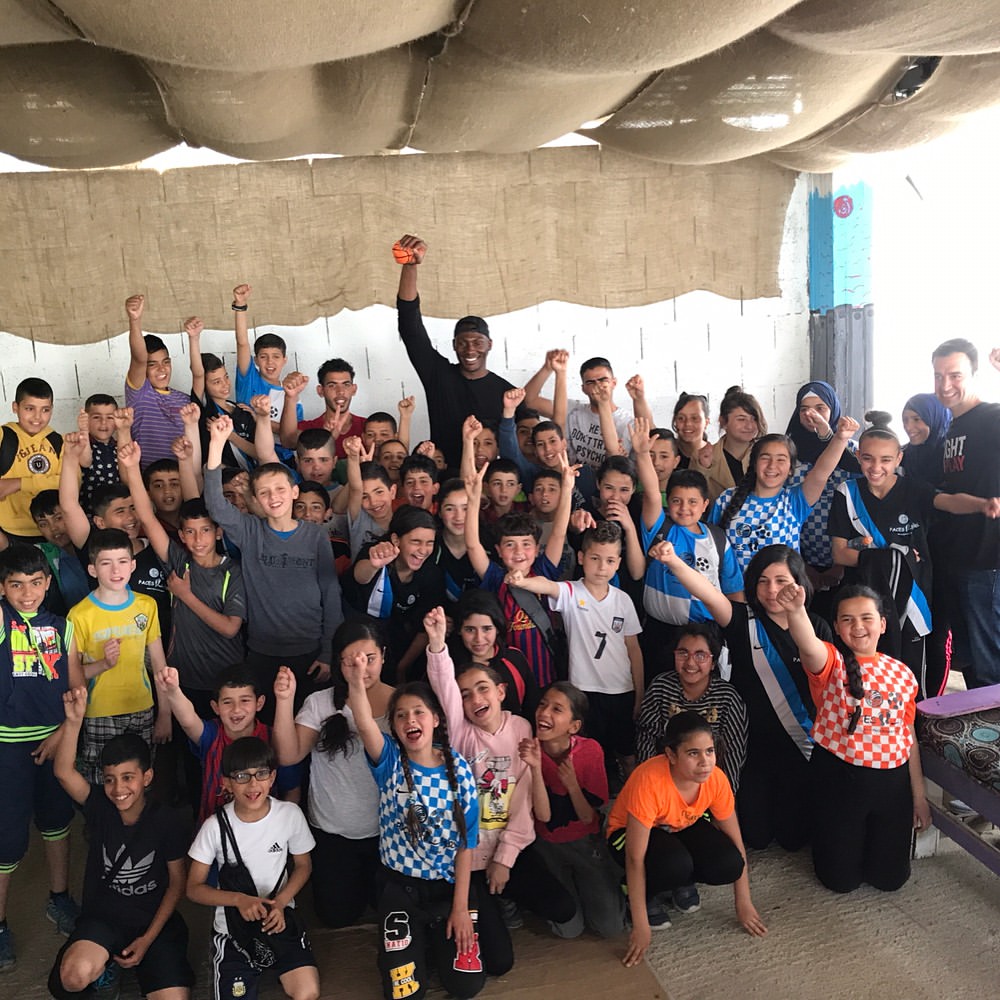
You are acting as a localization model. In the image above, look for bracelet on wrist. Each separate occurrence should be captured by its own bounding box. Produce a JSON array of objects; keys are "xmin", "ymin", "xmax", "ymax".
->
[{"xmin": 231, "ymin": 302, "xmax": 248, "ymax": 312}]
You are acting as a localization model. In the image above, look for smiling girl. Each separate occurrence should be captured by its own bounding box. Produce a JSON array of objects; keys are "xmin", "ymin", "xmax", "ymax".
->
[
  {"xmin": 711, "ymin": 416, "xmax": 860, "ymax": 573},
  {"xmin": 776, "ymin": 583, "xmax": 929, "ymax": 894},
  {"xmin": 344, "ymin": 657, "xmax": 483, "ymax": 1000},
  {"xmin": 700, "ymin": 387, "xmax": 768, "ymax": 502},
  {"xmin": 425, "ymin": 607, "xmax": 573, "ymax": 969},
  {"xmin": 349, "ymin": 506, "xmax": 445, "ymax": 682},
  {"xmin": 608, "ymin": 712, "xmax": 766, "ymax": 968}
]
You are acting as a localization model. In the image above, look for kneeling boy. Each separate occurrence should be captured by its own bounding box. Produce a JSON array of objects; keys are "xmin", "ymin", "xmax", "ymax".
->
[{"xmin": 50, "ymin": 689, "xmax": 193, "ymax": 1000}]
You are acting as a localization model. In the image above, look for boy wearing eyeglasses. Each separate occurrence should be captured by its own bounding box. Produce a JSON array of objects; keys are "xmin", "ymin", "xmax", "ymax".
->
[
  {"xmin": 506, "ymin": 521, "xmax": 643, "ymax": 781},
  {"xmin": 187, "ymin": 736, "xmax": 319, "ymax": 1000},
  {"xmin": 155, "ymin": 665, "xmax": 300, "ymax": 824}
]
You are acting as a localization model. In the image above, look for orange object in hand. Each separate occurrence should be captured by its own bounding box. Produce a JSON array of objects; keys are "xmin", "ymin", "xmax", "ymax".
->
[{"xmin": 392, "ymin": 241, "xmax": 415, "ymax": 265}]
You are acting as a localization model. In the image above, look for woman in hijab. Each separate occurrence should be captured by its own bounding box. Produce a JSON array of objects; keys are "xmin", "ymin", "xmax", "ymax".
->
[
  {"xmin": 900, "ymin": 393, "xmax": 952, "ymax": 488},
  {"xmin": 784, "ymin": 382, "xmax": 860, "ymax": 599}
]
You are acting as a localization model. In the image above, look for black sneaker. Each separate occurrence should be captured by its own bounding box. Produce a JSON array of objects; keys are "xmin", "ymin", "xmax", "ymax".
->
[
  {"xmin": 672, "ymin": 884, "xmax": 701, "ymax": 913},
  {"xmin": 0, "ymin": 925, "xmax": 15, "ymax": 973}
]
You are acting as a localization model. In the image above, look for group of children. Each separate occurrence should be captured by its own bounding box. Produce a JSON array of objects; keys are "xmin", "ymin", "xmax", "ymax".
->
[{"xmin": 1, "ymin": 258, "xmax": 995, "ymax": 997}]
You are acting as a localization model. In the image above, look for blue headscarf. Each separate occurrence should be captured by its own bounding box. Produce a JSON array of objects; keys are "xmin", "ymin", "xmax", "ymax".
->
[
  {"xmin": 901, "ymin": 393, "xmax": 952, "ymax": 486},
  {"xmin": 785, "ymin": 381, "xmax": 853, "ymax": 465}
]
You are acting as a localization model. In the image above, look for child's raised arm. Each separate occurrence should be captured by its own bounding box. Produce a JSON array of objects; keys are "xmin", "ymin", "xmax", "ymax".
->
[
  {"xmin": 397, "ymin": 395, "xmax": 415, "ymax": 451},
  {"xmin": 774, "ymin": 583, "xmax": 828, "ymax": 673},
  {"xmin": 647, "ymin": 539, "xmax": 734, "ymax": 627},
  {"xmin": 630, "ymin": 417, "xmax": 663, "ymax": 530},
  {"xmin": 53, "ymin": 688, "xmax": 91, "ymax": 806},
  {"xmin": 125, "ymin": 293, "xmax": 147, "ymax": 389},
  {"xmin": 205, "ymin": 413, "xmax": 234, "ymax": 472},
  {"xmin": 343, "ymin": 650, "xmax": 386, "ymax": 761},
  {"xmin": 185, "ymin": 317, "xmax": 206, "ymax": 399},
  {"xmin": 232, "ymin": 283, "xmax": 253, "ymax": 378},
  {"xmin": 272, "ymin": 666, "xmax": 315, "ymax": 765},
  {"xmin": 503, "ymin": 569, "xmax": 559, "ymax": 599},
  {"xmin": 75, "ymin": 409, "xmax": 94, "ymax": 469},
  {"xmin": 459, "ymin": 415, "xmax": 482, "ymax": 485},
  {"xmin": 58, "ymin": 431, "xmax": 93, "ymax": 550},
  {"xmin": 342, "ymin": 435, "xmax": 372, "ymax": 521},
  {"xmin": 119, "ymin": 440, "xmax": 170, "ymax": 563},
  {"xmin": 154, "ymin": 666, "xmax": 205, "ymax": 744},
  {"xmin": 625, "ymin": 374, "xmax": 654, "ymax": 425},
  {"xmin": 549, "ymin": 349, "xmax": 569, "ymax": 435},
  {"xmin": 178, "ymin": 401, "xmax": 204, "ymax": 494},
  {"xmin": 463, "ymin": 462, "xmax": 490, "ymax": 578},
  {"xmin": 802, "ymin": 415, "xmax": 861, "ymax": 506},
  {"xmin": 278, "ymin": 371, "xmax": 309, "ymax": 450},
  {"xmin": 522, "ymin": 350, "xmax": 558, "ymax": 419},
  {"xmin": 249, "ymin": 396, "xmax": 279, "ymax": 466},
  {"xmin": 423, "ymin": 607, "xmax": 466, "ymax": 736},
  {"xmin": 544, "ymin": 455, "xmax": 577, "ymax": 566}
]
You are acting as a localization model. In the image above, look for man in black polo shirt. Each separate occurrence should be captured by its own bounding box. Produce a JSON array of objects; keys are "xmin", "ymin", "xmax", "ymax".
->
[
  {"xmin": 932, "ymin": 337, "xmax": 1000, "ymax": 687},
  {"xmin": 395, "ymin": 234, "xmax": 513, "ymax": 466}
]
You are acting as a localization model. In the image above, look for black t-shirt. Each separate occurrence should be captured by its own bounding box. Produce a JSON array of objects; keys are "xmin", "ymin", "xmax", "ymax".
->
[
  {"xmin": 828, "ymin": 475, "xmax": 936, "ymax": 593},
  {"xmin": 938, "ymin": 402, "xmax": 1000, "ymax": 570},
  {"xmin": 723, "ymin": 603, "xmax": 832, "ymax": 757},
  {"xmin": 436, "ymin": 541, "xmax": 479, "ymax": 600},
  {"xmin": 397, "ymin": 297, "xmax": 513, "ymax": 466},
  {"xmin": 81, "ymin": 791, "xmax": 188, "ymax": 933}
]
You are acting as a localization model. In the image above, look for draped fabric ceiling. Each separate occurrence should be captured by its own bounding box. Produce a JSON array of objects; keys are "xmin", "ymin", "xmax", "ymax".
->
[
  {"xmin": 2, "ymin": 1, "xmax": 999, "ymax": 344},
  {"xmin": 4, "ymin": 0, "xmax": 1000, "ymax": 170}
]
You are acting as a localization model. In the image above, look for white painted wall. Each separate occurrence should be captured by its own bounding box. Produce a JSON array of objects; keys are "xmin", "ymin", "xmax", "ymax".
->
[{"xmin": 0, "ymin": 176, "xmax": 810, "ymax": 441}]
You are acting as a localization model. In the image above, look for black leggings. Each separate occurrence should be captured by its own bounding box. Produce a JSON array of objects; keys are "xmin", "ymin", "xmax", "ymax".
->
[
  {"xmin": 737, "ymin": 743, "xmax": 811, "ymax": 852},
  {"xmin": 810, "ymin": 744, "xmax": 913, "ymax": 894},
  {"xmin": 310, "ymin": 828, "xmax": 379, "ymax": 928},
  {"xmin": 610, "ymin": 819, "xmax": 745, "ymax": 898}
]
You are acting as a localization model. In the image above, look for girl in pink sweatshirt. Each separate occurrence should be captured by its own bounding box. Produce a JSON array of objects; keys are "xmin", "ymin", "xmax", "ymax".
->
[{"xmin": 424, "ymin": 607, "xmax": 576, "ymax": 973}]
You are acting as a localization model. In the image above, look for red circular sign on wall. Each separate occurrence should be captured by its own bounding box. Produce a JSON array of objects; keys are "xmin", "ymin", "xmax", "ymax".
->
[{"xmin": 833, "ymin": 195, "xmax": 854, "ymax": 218}]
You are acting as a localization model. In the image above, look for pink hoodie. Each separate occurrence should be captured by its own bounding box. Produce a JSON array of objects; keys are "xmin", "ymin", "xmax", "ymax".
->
[{"xmin": 427, "ymin": 648, "xmax": 536, "ymax": 870}]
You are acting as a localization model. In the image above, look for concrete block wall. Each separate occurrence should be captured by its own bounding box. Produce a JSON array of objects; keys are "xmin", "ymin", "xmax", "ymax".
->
[{"xmin": 0, "ymin": 176, "xmax": 810, "ymax": 443}]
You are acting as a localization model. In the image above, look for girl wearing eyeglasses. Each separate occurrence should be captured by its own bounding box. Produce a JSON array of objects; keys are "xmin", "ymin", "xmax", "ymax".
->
[
  {"xmin": 648, "ymin": 542, "xmax": 833, "ymax": 854},
  {"xmin": 634, "ymin": 625, "xmax": 748, "ymax": 796}
]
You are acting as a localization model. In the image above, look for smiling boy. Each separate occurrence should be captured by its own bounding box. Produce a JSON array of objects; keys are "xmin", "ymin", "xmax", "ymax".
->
[{"xmin": 50, "ymin": 703, "xmax": 192, "ymax": 1000}]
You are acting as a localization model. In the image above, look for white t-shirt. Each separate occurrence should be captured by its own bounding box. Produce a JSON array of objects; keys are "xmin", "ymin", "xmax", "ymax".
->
[
  {"xmin": 295, "ymin": 690, "xmax": 387, "ymax": 838},
  {"xmin": 189, "ymin": 799, "xmax": 315, "ymax": 934},
  {"xmin": 550, "ymin": 580, "xmax": 642, "ymax": 694},
  {"xmin": 565, "ymin": 402, "xmax": 633, "ymax": 469}
]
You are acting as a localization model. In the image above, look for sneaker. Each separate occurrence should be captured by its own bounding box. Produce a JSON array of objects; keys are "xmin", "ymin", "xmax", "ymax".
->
[
  {"xmin": 672, "ymin": 884, "xmax": 701, "ymax": 913},
  {"xmin": 0, "ymin": 925, "xmax": 15, "ymax": 973},
  {"xmin": 45, "ymin": 894, "xmax": 80, "ymax": 937},
  {"xmin": 498, "ymin": 897, "xmax": 524, "ymax": 930},
  {"xmin": 645, "ymin": 897, "xmax": 672, "ymax": 931},
  {"xmin": 92, "ymin": 963, "xmax": 120, "ymax": 1000}
]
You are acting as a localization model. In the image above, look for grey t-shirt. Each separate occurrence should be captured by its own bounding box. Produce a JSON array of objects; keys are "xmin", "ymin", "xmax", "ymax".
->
[
  {"xmin": 296, "ymin": 692, "xmax": 388, "ymax": 838},
  {"xmin": 165, "ymin": 540, "xmax": 246, "ymax": 690}
]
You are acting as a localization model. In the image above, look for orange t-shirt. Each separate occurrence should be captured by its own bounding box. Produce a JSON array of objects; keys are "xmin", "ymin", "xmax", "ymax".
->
[{"xmin": 607, "ymin": 755, "xmax": 734, "ymax": 835}]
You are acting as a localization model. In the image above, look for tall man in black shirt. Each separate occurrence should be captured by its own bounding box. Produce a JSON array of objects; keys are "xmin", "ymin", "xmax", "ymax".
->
[
  {"xmin": 932, "ymin": 337, "xmax": 1000, "ymax": 687},
  {"xmin": 395, "ymin": 234, "xmax": 513, "ymax": 466}
]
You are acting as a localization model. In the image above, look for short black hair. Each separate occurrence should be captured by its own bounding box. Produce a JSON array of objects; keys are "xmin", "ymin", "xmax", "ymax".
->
[
  {"xmin": 485, "ymin": 458, "xmax": 520, "ymax": 480},
  {"xmin": 531, "ymin": 468, "xmax": 562, "ymax": 488},
  {"xmin": 932, "ymin": 338, "xmax": 978, "ymax": 373},
  {"xmin": 142, "ymin": 458, "xmax": 179, "ymax": 488},
  {"xmin": 101, "ymin": 732, "xmax": 151, "ymax": 771},
  {"xmin": 87, "ymin": 528, "xmax": 133, "ymax": 565},
  {"xmin": 365, "ymin": 412, "xmax": 398, "ymax": 433},
  {"xmin": 213, "ymin": 664, "xmax": 261, "ymax": 700},
  {"xmin": 177, "ymin": 497, "xmax": 217, "ymax": 530},
  {"xmin": 223, "ymin": 736, "xmax": 275, "ymax": 776},
  {"xmin": 437, "ymin": 477, "xmax": 468, "ymax": 505},
  {"xmin": 85, "ymin": 393, "xmax": 118, "ymax": 409},
  {"xmin": 359, "ymin": 460, "xmax": 393, "ymax": 489},
  {"xmin": 143, "ymin": 334, "xmax": 168, "ymax": 356},
  {"xmin": 29, "ymin": 489, "xmax": 61, "ymax": 521},
  {"xmin": 15, "ymin": 377, "xmax": 53, "ymax": 404},
  {"xmin": 0, "ymin": 543, "xmax": 51, "ymax": 582},
  {"xmin": 597, "ymin": 455, "xmax": 636, "ymax": 486},
  {"xmin": 253, "ymin": 333, "xmax": 287, "ymax": 356},
  {"xmin": 531, "ymin": 420, "xmax": 564, "ymax": 442},
  {"xmin": 580, "ymin": 356, "xmax": 613, "ymax": 378},
  {"xmin": 495, "ymin": 512, "xmax": 541, "ymax": 543},
  {"xmin": 91, "ymin": 483, "xmax": 131, "ymax": 519},
  {"xmin": 296, "ymin": 480, "xmax": 332, "ymax": 509},
  {"xmin": 318, "ymin": 358, "xmax": 355, "ymax": 383},
  {"xmin": 221, "ymin": 467, "xmax": 248, "ymax": 486},
  {"xmin": 400, "ymin": 454, "xmax": 439, "ymax": 483},
  {"xmin": 666, "ymin": 468, "xmax": 710, "ymax": 500},
  {"xmin": 580, "ymin": 520, "xmax": 623, "ymax": 553},
  {"xmin": 201, "ymin": 352, "xmax": 225, "ymax": 374},
  {"xmin": 297, "ymin": 428, "xmax": 335, "ymax": 455}
]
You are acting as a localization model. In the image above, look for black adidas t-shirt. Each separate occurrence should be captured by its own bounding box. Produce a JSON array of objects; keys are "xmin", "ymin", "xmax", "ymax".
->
[{"xmin": 81, "ymin": 791, "xmax": 188, "ymax": 933}]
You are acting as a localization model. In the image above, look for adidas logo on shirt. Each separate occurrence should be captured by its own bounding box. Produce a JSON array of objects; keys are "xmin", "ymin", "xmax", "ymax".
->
[{"xmin": 267, "ymin": 842, "xmax": 283, "ymax": 853}]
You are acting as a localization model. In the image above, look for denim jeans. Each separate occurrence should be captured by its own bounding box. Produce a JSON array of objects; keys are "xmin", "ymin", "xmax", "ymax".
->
[{"xmin": 953, "ymin": 569, "xmax": 1000, "ymax": 687}]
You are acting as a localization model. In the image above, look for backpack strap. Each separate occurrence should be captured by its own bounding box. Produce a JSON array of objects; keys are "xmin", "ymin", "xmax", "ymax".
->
[
  {"xmin": 499, "ymin": 657, "xmax": 526, "ymax": 705},
  {"xmin": 508, "ymin": 585, "xmax": 556, "ymax": 647},
  {"xmin": 706, "ymin": 522, "xmax": 727, "ymax": 567}
]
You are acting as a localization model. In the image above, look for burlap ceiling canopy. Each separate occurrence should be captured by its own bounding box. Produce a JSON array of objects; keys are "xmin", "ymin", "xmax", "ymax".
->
[
  {"xmin": 4, "ymin": 0, "xmax": 1000, "ymax": 169},
  {"xmin": 3, "ymin": 1, "xmax": 1000, "ymax": 344}
]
